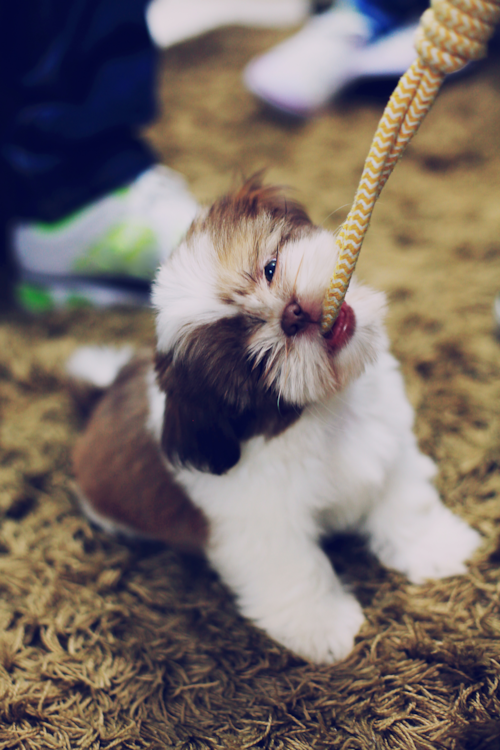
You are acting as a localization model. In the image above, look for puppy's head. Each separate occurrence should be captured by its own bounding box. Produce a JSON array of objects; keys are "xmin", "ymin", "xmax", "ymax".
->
[{"xmin": 153, "ymin": 175, "xmax": 386, "ymax": 474}]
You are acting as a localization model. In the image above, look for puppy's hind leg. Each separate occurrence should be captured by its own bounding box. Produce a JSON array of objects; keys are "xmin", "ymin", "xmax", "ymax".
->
[{"xmin": 362, "ymin": 439, "xmax": 481, "ymax": 584}]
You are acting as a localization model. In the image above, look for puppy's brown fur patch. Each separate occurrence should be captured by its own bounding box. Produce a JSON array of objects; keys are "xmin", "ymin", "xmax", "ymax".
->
[
  {"xmin": 155, "ymin": 316, "xmax": 302, "ymax": 476},
  {"xmin": 73, "ymin": 353, "xmax": 208, "ymax": 554}
]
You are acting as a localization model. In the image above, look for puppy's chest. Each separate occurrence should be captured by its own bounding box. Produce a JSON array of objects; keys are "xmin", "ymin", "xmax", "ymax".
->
[
  {"xmin": 178, "ymin": 385, "xmax": 401, "ymax": 524},
  {"xmin": 306, "ymin": 399, "xmax": 399, "ymax": 505}
]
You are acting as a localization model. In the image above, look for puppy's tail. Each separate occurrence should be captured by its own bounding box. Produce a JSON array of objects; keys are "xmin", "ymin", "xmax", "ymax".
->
[{"xmin": 67, "ymin": 345, "xmax": 134, "ymax": 418}]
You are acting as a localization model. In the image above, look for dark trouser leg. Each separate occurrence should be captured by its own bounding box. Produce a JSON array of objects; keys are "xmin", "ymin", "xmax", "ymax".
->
[
  {"xmin": 0, "ymin": 0, "xmax": 158, "ymax": 223},
  {"xmin": 354, "ymin": 0, "xmax": 429, "ymax": 34}
]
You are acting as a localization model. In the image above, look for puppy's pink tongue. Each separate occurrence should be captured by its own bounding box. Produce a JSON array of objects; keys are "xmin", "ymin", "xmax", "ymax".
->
[{"xmin": 324, "ymin": 303, "xmax": 355, "ymax": 352}]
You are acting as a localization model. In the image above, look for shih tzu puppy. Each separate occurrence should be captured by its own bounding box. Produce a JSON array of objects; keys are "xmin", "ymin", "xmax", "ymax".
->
[{"xmin": 69, "ymin": 176, "xmax": 481, "ymax": 664}]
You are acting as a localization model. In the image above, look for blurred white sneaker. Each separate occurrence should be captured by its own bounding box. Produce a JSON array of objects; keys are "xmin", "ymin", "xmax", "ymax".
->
[
  {"xmin": 146, "ymin": 0, "xmax": 309, "ymax": 48},
  {"xmin": 243, "ymin": 3, "xmax": 418, "ymax": 116},
  {"xmin": 244, "ymin": 4, "xmax": 372, "ymax": 115},
  {"xmin": 12, "ymin": 165, "xmax": 198, "ymax": 282},
  {"xmin": 355, "ymin": 22, "xmax": 418, "ymax": 78}
]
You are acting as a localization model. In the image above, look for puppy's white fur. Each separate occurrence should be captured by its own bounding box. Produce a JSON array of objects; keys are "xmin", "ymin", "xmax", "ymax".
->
[{"xmin": 72, "ymin": 180, "xmax": 481, "ymax": 663}]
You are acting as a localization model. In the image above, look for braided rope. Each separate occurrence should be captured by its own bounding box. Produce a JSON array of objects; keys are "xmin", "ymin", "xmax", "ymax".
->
[{"xmin": 321, "ymin": 0, "xmax": 500, "ymax": 334}]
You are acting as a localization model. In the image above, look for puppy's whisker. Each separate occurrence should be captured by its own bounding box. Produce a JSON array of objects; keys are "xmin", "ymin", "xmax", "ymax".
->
[
  {"xmin": 291, "ymin": 253, "xmax": 306, "ymax": 298},
  {"xmin": 281, "ymin": 338, "xmax": 292, "ymax": 394},
  {"xmin": 320, "ymin": 204, "xmax": 351, "ymax": 228},
  {"xmin": 263, "ymin": 357, "xmax": 276, "ymax": 381},
  {"xmin": 308, "ymin": 401, "xmax": 350, "ymax": 430},
  {"xmin": 261, "ymin": 345, "xmax": 282, "ymax": 381}
]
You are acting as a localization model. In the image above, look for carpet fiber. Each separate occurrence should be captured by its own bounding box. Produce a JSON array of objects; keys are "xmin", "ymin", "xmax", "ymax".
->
[{"xmin": 1, "ymin": 28, "xmax": 500, "ymax": 750}]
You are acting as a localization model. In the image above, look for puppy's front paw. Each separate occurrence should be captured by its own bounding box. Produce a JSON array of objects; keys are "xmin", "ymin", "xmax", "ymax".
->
[
  {"xmin": 258, "ymin": 592, "xmax": 365, "ymax": 664},
  {"xmin": 378, "ymin": 504, "xmax": 481, "ymax": 584}
]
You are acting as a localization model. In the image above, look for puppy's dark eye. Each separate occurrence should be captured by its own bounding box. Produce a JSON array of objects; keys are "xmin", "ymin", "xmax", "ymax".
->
[{"xmin": 264, "ymin": 259, "xmax": 277, "ymax": 284}]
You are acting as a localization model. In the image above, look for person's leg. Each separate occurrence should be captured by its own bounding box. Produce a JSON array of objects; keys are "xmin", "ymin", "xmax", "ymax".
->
[
  {"xmin": 2, "ymin": 0, "xmax": 160, "ymax": 221},
  {"xmin": 2, "ymin": 0, "xmax": 197, "ymax": 310},
  {"xmin": 243, "ymin": 0, "xmax": 429, "ymax": 116}
]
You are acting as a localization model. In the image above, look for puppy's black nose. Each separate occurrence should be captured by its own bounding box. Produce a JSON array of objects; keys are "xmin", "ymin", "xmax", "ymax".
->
[{"xmin": 281, "ymin": 301, "xmax": 311, "ymax": 337}]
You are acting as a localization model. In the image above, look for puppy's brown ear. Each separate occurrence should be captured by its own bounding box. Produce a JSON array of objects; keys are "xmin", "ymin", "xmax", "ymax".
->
[
  {"xmin": 162, "ymin": 396, "xmax": 241, "ymax": 476},
  {"xmin": 156, "ymin": 355, "xmax": 241, "ymax": 476}
]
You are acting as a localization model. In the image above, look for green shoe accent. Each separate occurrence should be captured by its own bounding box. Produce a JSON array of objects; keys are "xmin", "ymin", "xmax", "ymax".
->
[
  {"xmin": 66, "ymin": 293, "xmax": 94, "ymax": 309},
  {"xmin": 16, "ymin": 283, "xmax": 97, "ymax": 312},
  {"xmin": 73, "ymin": 221, "xmax": 157, "ymax": 279},
  {"xmin": 16, "ymin": 282, "xmax": 54, "ymax": 313}
]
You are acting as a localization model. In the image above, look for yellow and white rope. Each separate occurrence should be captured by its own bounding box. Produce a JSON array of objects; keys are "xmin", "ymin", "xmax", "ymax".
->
[{"xmin": 321, "ymin": 0, "xmax": 500, "ymax": 334}]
